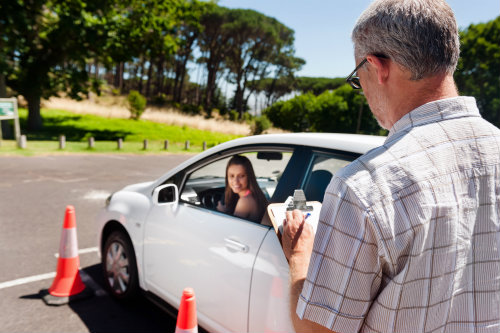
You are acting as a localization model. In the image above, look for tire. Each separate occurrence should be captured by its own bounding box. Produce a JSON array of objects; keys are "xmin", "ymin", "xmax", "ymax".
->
[{"xmin": 102, "ymin": 231, "xmax": 139, "ymax": 300}]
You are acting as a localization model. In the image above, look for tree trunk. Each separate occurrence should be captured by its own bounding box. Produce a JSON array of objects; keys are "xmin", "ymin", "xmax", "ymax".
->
[
  {"xmin": 113, "ymin": 62, "xmax": 124, "ymax": 91},
  {"xmin": 132, "ymin": 62, "xmax": 140, "ymax": 91},
  {"xmin": 94, "ymin": 59, "xmax": 99, "ymax": 80},
  {"xmin": 0, "ymin": 74, "xmax": 11, "ymax": 139},
  {"xmin": 173, "ymin": 62, "xmax": 182, "ymax": 102},
  {"xmin": 155, "ymin": 56, "xmax": 164, "ymax": 96},
  {"xmin": 26, "ymin": 94, "xmax": 42, "ymax": 131},
  {"xmin": 205, "ymin": 63, "xmax": 218, "ymax": 110},
  {"xmin": 146, "ymin": 61, "xmax": 153, "ymax": 98},
  {"xmin": 177, "ymin": 61, "xmax": 188, "ymax": 103},
  {"xmin": 0, "ymin": 74, "xmax": 6, "ymax": 97},
  {"xmin": 114, "ymin": 63, "xmax": 120, "ymax": 88},
  {"xmin": 138, "ymin": 58, "xmax": 145, "ymax": 94},
  {"xmin": 119, "ymin": 62, "xmax": 124, "ymax": 91}
]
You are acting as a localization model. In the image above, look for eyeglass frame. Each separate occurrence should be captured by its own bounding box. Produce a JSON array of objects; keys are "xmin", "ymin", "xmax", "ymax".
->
[
  {"xmin": 346, "ymin": 54, "xmax": 388, "ymax": 89},
  {"xmin": 345, "ymin": 58, "xmax": 367, "ymax": 90}
]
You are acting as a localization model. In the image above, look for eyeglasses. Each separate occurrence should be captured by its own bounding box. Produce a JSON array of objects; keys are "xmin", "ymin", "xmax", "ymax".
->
[{"xmin": 346, "ymin": 58, "xmax": 367, "ymax": 89}]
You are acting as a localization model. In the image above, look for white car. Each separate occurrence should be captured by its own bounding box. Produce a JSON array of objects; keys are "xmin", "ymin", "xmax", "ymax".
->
[{"xmin": 97, "ymin": 133, "xmax": 386, "ymax": 333}]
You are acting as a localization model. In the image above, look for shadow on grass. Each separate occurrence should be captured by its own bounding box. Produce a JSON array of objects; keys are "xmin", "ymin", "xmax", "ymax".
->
[{"xmin": 20, "ymin": 114, "xmax": 132, "ymax": 141}]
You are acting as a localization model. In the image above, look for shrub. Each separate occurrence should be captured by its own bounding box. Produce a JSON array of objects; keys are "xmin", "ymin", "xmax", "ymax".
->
[
  {"xmin": 151, "ymin": 93, "xmax": 168, "ymax": 106},
  {"xmin": 251, "ymin": 116, "xmax": 272, "ymax": 135},
  {"xmin": 228, "ymin": 110, "xmax": 239, "ymax": 121},
  {"xmin": 181, "ymin": 103, "xmax": 202, "ymax": 115},
  {"xmin": 127, "ymin": 90, "xmax": 147, "ymax": 120},
  {"xmin": 242, "ymin": 112, "xmax": 253, "ymax": 123}
]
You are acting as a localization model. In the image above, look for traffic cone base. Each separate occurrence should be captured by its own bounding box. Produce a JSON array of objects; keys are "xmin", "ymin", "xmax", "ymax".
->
[
  {"xmin": 40, "ymin": 205, "xmax": 93, "ymax": 306},
  {"xmin": 40, "ymin": 286, "xmax": 93, "ymax": 306}
]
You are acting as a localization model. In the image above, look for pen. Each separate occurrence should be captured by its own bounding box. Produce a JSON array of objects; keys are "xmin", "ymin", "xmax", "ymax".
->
[{"xmin": 304, "ymin": 213, "xmax": 311, "ymax": 220}]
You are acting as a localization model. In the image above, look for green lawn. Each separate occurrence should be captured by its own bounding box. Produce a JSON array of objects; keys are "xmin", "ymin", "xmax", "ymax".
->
[{"xmin": 0, "ymin": 108, "xmax": 243, "ymax": 156}]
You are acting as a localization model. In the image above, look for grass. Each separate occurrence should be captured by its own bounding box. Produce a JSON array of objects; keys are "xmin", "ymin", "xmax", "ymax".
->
[
  {"xmin": 44, "ymin": 96, "xmax": 253, "ymax": 135},
  {"xmin": 0, "ymin": 107, "xmax": 243, "ymax": 156}
]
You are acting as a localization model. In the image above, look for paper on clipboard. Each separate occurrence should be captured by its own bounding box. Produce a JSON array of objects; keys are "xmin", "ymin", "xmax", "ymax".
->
[{"xmin": 267, "ymin": 196, "xmax": 322, "ymax": 240}]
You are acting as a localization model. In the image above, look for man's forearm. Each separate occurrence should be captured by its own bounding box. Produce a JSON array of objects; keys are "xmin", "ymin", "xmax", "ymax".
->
[
  {"xmin": 289, "ymin": 255, "xmax": 335, "ymax": 333},
  {"xmin": 289, "ymin": 255, "xmax": 311, "ymax": 333}
]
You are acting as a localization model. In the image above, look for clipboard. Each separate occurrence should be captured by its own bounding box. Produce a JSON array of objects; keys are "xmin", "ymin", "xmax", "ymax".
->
[{"xmin": 267, "ymin": 195, "xmax": 322, "ymax": 245}]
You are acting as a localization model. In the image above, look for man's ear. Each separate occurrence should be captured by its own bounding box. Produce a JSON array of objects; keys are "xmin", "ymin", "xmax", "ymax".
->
[{"xmin": 366, "ymin": 55, "xmax": 389, "ymax": 85}]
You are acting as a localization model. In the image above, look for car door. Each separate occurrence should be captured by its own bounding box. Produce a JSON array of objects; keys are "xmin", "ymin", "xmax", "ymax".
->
[{"xmin": 142, "ymin": 149, "xmax": 292, "ymax": 332}]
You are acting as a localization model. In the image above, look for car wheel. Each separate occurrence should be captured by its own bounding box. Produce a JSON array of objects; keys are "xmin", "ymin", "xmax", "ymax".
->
[{"xmin": 102, "ymin": 231, "xmax": 139, "ymax": 300}]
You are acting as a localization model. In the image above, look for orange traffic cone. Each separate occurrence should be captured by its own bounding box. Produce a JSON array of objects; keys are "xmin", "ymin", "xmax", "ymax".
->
[
  {"xmin": 40, "ymin": 205, "xmax": 93, "ymax": 305},
  {"xmin": 175, "ymin": 288, "xmax": 198, "ymax": 333}
]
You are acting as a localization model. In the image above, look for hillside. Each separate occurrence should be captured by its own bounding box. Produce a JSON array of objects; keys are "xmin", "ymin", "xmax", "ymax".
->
[{"xmin": 42, "ymin": 96, "xmax": 254, "ymax": 136}]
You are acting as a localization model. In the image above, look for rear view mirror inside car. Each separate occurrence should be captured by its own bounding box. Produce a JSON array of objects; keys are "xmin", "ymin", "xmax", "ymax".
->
[{"xmin": 257, "ymin": 152, "xmax": 283, "ymax": 161}]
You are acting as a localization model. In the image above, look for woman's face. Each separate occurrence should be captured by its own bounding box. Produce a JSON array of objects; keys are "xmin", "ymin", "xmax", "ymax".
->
[{"xmin": 227, "ymin": 164, "xmax": 248, "ymax": 196}]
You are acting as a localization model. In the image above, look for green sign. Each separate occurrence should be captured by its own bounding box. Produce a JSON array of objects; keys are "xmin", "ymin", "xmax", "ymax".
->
[{"xmin": 0, "ymin": 101, "xmax": 14, "ymax": 116}]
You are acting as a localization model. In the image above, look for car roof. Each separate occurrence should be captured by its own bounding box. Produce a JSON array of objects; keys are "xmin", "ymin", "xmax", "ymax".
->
[{"xmin": 213, "ymin": 133, "xmax": 386, "ymax": 155}]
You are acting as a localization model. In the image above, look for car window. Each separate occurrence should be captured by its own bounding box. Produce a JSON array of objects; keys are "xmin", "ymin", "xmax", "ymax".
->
[
  {"xmin": 180, "ymin": 150, "xmax": 293, "ymax": 221},
  {"xmin": 301, "ymin": 152, "xmax": 352, "ymax": 202}
]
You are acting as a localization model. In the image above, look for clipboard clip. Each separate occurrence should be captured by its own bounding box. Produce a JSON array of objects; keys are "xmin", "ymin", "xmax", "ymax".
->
[{"xmin": 286, "ymin": 189, "xmax": 313, "ymax": 212}]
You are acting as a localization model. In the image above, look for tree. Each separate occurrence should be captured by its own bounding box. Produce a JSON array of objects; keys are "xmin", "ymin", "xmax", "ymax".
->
[
  {"xmin": 224, "ymin": 9, "xmax": 303, "ymax": 117},
  {"xmin": 295, "ymin": 77, "xmax": 346, "ymax": 95},
  {"xmin": 127, "ymin": 90, "xmax": 146, "ymax": 120},
  {"xmin": 173, "ymin": 0, "xmax": 212, "ymax": 103},
  {"xmin": 264, "ymin": 84, "xmax": 383, "ymax": 134},
  {"xmin": 198, "ymin": 6, "xmax": 232, "ymax": 111},
  {"xmin": 0, "ymin": 0, "xmax": 117, "ymax": 131},
  {"xmin": 455, "ymin": 16, "xmax": 500, "ymax": 127}
]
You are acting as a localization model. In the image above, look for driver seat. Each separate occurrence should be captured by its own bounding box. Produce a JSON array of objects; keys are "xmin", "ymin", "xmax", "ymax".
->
[{"xmin": 303, "ymin": 169, "xmax": 333, "ymax": 202}]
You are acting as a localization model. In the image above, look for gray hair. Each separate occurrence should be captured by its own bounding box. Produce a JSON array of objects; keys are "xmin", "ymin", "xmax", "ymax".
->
[{"xmin": 352, "ymin": 0, "xmax": 460, "ymax": 80}]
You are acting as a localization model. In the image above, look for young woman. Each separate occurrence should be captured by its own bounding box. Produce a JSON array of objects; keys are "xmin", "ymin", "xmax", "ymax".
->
[{"xmin": 217, "ymin": 155, "xmax": 268, "ymax": 223}]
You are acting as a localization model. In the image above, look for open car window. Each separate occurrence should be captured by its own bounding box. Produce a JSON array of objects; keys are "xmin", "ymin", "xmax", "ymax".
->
[
  {"xmin": 302, "ymin": 152, "xmax": 353, "ymax": 202},
  {"xmin": 179, "ymin": 150, "xmax": 293, "ymax": 221}
]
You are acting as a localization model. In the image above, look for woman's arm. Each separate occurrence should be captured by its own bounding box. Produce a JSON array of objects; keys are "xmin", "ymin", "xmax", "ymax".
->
[{"xmin": 233, "ymin": 196, "xmax": 257, "ymax": 219}]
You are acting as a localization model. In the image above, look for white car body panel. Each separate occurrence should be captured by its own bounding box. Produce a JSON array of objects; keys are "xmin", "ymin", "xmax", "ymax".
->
[
  {"xmin": 248, "ymin": 231, "xmax": 294, "ymax": 333},
  {"xmin": 96, "ymin": 133, "xmax": 387, "ymax": 332},
  {"xmin": 143, "ymin": 202, "xmax": 270, "ymax": 332}
]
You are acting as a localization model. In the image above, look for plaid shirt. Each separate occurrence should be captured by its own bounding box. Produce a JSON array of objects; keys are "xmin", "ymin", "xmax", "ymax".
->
[{"xmin": 297, "ymin": 97, "xmax": 500, "ymax": 333}]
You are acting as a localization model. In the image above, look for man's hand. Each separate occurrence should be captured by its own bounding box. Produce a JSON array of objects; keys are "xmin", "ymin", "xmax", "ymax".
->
[
  {"xmin": 282, "ymin": 209, "xmax": 314, "ymax": 263},
  {"xmin": 216, "ymin": 200, "xmax": 225, "ymax": 212}
]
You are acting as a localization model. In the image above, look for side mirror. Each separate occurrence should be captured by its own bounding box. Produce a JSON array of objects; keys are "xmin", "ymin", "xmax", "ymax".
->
[{"xmin": 153, "ymin": 184, "xmax": 179, "ymax": 205}]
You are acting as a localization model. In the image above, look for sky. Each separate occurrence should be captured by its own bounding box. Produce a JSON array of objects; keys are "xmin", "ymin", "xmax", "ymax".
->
[{"xmin": 218, "ymin": 0, "xmax": 500, "ymax": 79}]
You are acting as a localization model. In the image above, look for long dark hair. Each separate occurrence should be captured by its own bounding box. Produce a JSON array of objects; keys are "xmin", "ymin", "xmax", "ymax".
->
[{"xmin": 224, "ymin": 155, "xmax": 268, "ymax": 221}]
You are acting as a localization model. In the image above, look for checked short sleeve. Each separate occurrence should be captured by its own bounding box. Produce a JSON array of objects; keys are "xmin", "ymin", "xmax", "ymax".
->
[{"xmin": 296, "ymin": 176, "xmax": 383, "ymax": 333}]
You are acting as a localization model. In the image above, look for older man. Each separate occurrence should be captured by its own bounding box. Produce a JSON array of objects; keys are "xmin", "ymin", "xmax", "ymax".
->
[{"xmin": 283, "ymin": 1, "xmax": 500, "ymax": 332}]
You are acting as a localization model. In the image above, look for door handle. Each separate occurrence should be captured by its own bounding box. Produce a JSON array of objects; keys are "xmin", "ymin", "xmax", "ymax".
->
[{"xmin": 224, "ymin": 238, "xmax": 249, "ymax": 253}]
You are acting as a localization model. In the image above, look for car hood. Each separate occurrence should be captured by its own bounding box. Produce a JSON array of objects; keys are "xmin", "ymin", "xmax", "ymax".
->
[{"xmin": 122, "ymin": 181, "xmax": 155, "ymax": 194}]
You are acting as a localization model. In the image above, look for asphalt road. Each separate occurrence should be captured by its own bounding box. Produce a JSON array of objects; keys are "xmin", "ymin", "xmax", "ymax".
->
[{"xmin": 0, "ymin": 154, "xmax": 192, "ymax": 332}]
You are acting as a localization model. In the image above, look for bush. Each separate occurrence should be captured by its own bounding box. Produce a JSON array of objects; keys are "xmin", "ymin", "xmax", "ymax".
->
[
  {"xmin": 264, "ymin": 93, "xmax": 315, "ymax": 132},
  {"xmin": 228, "ymin": 110, "xmax": 239, "ymax": 121},
  {"xmin": 242, "ymin": 112, "xmax": 253, "ymax": 123},
  {"xmin": 263, "ymin": 85, "xmax": 383, "ymax": 134},
  {"xmin": 127, "ymin": 90, "xmax": 147, "ymax": 120},
  {"xmin": 251, "ymin": 116, "xmax": 272, "ymax": 135},
  {"xmin": 151, "ymin": 93, "xmax": 168, "ymax": 106},
  {"xmin": 181, "ymin": 103, "xmax": 203, "ymax": 115}
]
